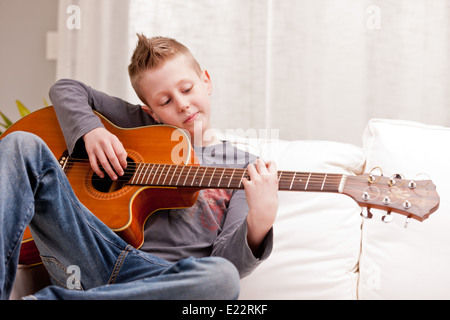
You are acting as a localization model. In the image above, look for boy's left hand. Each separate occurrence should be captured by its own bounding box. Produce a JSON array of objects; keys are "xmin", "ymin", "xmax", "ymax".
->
[{"xmin": 241, "ymin": 158, "xmax": 279, "ymax": 255}]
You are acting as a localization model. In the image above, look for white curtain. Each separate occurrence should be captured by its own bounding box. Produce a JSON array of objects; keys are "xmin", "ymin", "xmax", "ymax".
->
[
  {"xmin": 56, "ymin": 0, "xmax": 450, "ymax": 146},
  {"xmin": 56, "ymin": 0, "xmax": 131, "ymax": 98}
]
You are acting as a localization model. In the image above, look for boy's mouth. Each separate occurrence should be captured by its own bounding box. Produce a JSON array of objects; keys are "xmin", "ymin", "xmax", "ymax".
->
[{"xmin": 183, "ymin": 112, "xmax": 199, "ymax": 123}]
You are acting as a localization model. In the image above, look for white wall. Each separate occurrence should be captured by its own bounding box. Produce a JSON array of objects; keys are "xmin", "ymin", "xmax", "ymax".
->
[{"xmin": 0, "ymin": 0, "xmax": 58, "ymax": 123}]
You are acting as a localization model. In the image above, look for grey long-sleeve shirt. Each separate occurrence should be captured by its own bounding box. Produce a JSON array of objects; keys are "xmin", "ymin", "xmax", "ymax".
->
[{"xmin": 49, "ymin": 79, "xmax": 273, "ymax": 278}]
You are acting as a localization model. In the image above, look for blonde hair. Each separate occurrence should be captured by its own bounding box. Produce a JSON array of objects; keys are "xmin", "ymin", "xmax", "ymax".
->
[{"xmin": 128, "ymin": 34, "xmax": 201, "ymax": 104}]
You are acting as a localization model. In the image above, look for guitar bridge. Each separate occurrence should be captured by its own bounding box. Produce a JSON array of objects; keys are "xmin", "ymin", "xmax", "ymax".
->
[{"xmin": 58, "ymin": 151, "xmax": 70, "ymax": 172}]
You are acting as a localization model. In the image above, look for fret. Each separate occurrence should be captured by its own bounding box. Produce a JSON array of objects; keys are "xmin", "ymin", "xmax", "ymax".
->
[
  {"xmin": 132, "ymin": 163, "xmax": 140, "ymax": 184},
  {"xmin": 227, "ymin": 168, "xmax": 238, "ymax": 189},
  {"xmin": 217, "ymin": 168, "xmax": 226, "ymax": 187},
  {"xmin": 238, "ymin": 169, "xmax": 246, "ymax": 188},
  {"xmin": 163, "ymin": 165, "xmax": 172, "ymax": 186},
  {"xmin": 278, "ymin": 171, "xmax": 299, "ymax": 190},
  {"xmin": 154, "ymin": 164, "xmax": 162, "ymax": 185},
  {"xmin": 321, "ymin": 174, "xmax": 327, "ymax": 191},
  {"xmin": 168, "ymin": 164, "xmax": 177, "ymax": 186},
  {"xmin": 144, "ymin": 164, "xmax": 156, "ymax": 185},
  {"xmin": 183, "ymin": 166, "xmax": 192, "ymax": 186},
  {"xmin": 325, "ymin": 173, "xmax": 343, "ymax": 192},
  {"xmin": 234, "ymin": 168, "xmax": 246, "ymax": 189},
  {"xmin": 222, "ymin": 168, "xmax": 238, "ymax": 188},
  {"xmin": 191, "ymin": 167, "xmax": 204, "ymax": 187},
  {"xmin": 308, "ymin": 173, "xmax": 324, "ymax": 191},
  {"xmin": 129, "ymin": 164, "xmax": 136, "ymax": 184},
  {"xmin": 131, "ymin": 163, "xmax": 144, "ymax": 185},
  {"xmin": 140, "ymin": 163, "xmax": 149, "ymax": 185},
  {"xmin": 146, "ymin": 163, "xmax": 156, "ymax": 185},
  {"xmin": 150, "ymin": 164, "xmax": 160, "ymax": 185},
  {"xmin": 138, "ymin": 163, "xmax": 150, "ymax": 185},
  {"xmin": 154, "ymin": 164, "xmax": 164, "ymax": 185},
  {"xmin": 163, "ymin": 164, "xmax": 170, "ymax": 185},
  {"xmin": 175, "ymin": 165, "xmax": 185, "ymax": 186},
  {"xmin": 208, "ymin": 167, "xmax": 216, "ymax": 187},
  {"xmin": 151, "ymin": 164, "xmax": 162, "ymax": 185},
  {"xmin": 283, "ymin": 172, "xmax": 325, "ymax": 192},
  {"xmin": 179, "ymin": 165, "xmax": 188, "ymax": 185},
  {"xmin": 137, "ymin": 163, "xmax": 146, "ymax": 184},
  {"xmin": 162, "ymin": 165, "xmax": 173, "ymax": 185},
  {"xmin": 228, "ymin": 168, "xmax": 236, "ymax": 188},
  {"xmin": 148, "ymin": 164, "xmax": 157, "ymax": 185},
  {"xmin": 289, "ymin": 172, "xmax": 296, "ymax": 190},
  {"xmin": 191, "ymin": 167, "xmax": 200, "ymax": 186},
  {"xmin": 305, "ymin": 173, "xmax": 311, "ymax": 190},
  {"xmin": 199, "ymin": 166, "xmax": 207, "ymax": 186},
  {"xmin": 297, "ymin": 172, "xmax": 308, "ymax": 190},
  {"xmin": 129, "ymin": 164, "xmax": 137, "ymax": 184}
]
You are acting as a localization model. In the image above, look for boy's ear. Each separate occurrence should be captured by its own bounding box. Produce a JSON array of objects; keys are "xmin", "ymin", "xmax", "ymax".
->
[
  {"xmin": 141, "ymin": 105, "xmax": 161, "ymax": 123},
  {"xmin": 203, "ymin": 70, "xmax": 212, "ymax": 95}
]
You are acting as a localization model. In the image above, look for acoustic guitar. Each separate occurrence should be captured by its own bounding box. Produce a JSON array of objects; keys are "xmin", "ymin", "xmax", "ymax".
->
[{"xmin": 1, "ymin": 107, "xmax": 440, "ymax": 265}]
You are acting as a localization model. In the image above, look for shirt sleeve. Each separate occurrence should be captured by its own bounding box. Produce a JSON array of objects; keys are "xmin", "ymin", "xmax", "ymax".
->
[
  {"xmin": 49, "ymin": 78, "xmax": 156, "ymax": 155},
  {"xmin": 211, "ymin": 188, "xmax": 273, "ymax": 278}
]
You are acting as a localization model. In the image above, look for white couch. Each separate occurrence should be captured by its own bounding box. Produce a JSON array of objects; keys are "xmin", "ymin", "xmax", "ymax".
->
[{"xmin": 10, "ymin": 118, "xmax": 450, "ymax": 299}]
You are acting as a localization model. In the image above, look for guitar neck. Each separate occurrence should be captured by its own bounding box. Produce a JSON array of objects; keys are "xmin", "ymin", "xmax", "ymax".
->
[{"xmin": 128, "ymin": 163, "xmax": 345, "ymax": 193}]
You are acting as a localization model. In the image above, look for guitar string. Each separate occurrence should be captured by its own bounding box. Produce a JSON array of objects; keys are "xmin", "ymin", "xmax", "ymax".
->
[
  {"xmin": 61, "ymin": 160, "xmax": 351, "ymax": 185},
  {"xmin": 61, "ymin": 159, "xmax": 423, "ymax": 186},
  {"xmin": 63, "ymin": 158, "xmax": 353, "ymax": 180},
  {"xmin": 59, "ymin": 160, "xmax": 429, "ymax": 199},
  {"xmin": 59, "ymin": 160, "xmax": 433, "ymax": 215},
  {"xmin": 55, "ymin": 169, "xmax": 428, "ymax": 215}
]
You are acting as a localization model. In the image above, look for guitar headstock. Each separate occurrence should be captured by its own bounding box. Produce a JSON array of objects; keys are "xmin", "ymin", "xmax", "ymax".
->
[{"xmin": 343, "ymin": 167, "xmax": 440, "ymax": 225}]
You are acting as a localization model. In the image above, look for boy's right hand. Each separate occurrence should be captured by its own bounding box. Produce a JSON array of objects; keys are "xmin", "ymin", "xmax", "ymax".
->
[{"xmin": 82, "ymin": 127, "xmax": 128, "ymax": 180}]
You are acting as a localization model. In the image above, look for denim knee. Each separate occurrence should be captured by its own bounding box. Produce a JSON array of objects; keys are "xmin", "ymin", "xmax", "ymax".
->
[
  {"xmin": 191, "ymin": 257, "xmax": 240, "ymax": 300},
  {"xmin": 1, "ymin": 131, "xmax": 45, "ymax": 153}
]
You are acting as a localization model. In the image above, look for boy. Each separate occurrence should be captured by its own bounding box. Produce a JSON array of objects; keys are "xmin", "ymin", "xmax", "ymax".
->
[{"xmin": 0, "ymin": 35, "xmax": 278, "ymax": 300}]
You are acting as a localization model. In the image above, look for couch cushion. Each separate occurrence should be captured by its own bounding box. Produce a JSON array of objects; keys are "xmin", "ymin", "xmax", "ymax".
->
[
  {"xmin": 224, "ymin": 135, "xmax": 365, "ymax": 299},
  {"xmin": 359, "ymin": 119, "xmax": 450, "ymax": 299}
]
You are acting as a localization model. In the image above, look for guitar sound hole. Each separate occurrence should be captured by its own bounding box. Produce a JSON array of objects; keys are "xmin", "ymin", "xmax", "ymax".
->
[{"xmin": 91, "ymin": 157, "xmax": 135, "ymax": 193}]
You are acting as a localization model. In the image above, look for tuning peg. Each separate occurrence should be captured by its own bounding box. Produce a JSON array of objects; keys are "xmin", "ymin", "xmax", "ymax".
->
[
  {"xmin": 404, "ymin": 217, "xmax": 411, "ymax": 229},
  {"xmin": 381, "ymin": 211, "xmax": 393, "ymax": 223},
  {"xmin": 389, "ymin": 173, "xmax": 404, "ymax": 187},
  {"xmin": 361, "ymin": 208, "xmax": 373, "ymax": 219},
  {"xmin": 388, "ymin": 177, "xmax": 396, "ymax": 186},
  {"xmin": 403, "ymin": 200, "xmax": 411, "ymax": 209}
]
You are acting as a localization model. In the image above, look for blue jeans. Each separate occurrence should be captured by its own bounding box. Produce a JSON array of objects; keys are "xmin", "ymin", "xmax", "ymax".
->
[{"xmin": 0, "ymin": 132, "xmax": 239, "ymax": 300}]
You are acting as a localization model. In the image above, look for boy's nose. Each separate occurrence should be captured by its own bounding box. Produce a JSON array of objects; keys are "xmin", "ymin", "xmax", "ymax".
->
[{"xmin": 174, "ymin": 96, "xmax": 190, "ymax": 111}]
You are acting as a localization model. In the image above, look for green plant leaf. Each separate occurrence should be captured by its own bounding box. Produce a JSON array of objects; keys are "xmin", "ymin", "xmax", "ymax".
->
[
  {"xmin": 0, "ymin": 111, "xmax": 12, "ymax": 128},
  {"xmin": 16, "ymin": 100, "xmax": 31, "ymax": 117}
]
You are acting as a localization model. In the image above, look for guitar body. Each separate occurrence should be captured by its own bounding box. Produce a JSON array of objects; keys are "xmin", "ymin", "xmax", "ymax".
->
[{"xmin": 1, "ymin": 107, "xmax": 199, "ymax": 265}]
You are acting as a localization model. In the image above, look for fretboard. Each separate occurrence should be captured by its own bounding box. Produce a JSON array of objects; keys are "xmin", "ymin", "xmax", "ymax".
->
[{"xmin": 128, "ymin": 163, "xmax": 345, "ymax": 193}]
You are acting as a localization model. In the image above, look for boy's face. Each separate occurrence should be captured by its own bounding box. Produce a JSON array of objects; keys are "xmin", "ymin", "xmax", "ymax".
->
[{"xmin": 138, "ymin": 54, "xmax": 213, "ymax": 143}]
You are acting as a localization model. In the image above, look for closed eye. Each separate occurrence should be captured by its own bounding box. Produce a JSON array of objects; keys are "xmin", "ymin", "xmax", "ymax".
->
[
  {"xmin": 182, "ymin": 85, "xmax": 193, "ymax": 94},
  {"xmin": 160, "ymin": 99, "xmax": 171, "ymax": 107}
]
